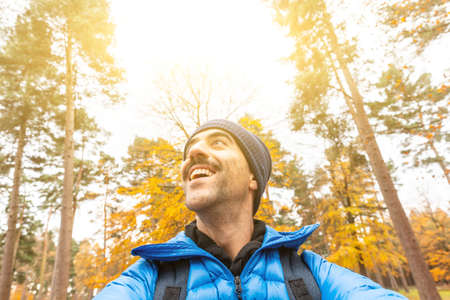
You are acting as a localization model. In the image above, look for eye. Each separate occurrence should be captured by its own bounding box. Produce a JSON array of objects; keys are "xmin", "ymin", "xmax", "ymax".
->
[{"xmin": 212, "ymin": 139, "xmax": 226, "ymax": 147}]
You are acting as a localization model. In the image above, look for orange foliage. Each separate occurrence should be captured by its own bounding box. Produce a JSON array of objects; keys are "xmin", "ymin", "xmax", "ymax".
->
[
  {"xmin": 410, "ymin": 208, "xmax": 450, "ymax": 283},
  {"xmin": 239, "ymin": 114, "xmax": 303, "ymax": 232},
  {"xmin": 312, "ymin": 147, "xmax": 405, "ymax": 277}
]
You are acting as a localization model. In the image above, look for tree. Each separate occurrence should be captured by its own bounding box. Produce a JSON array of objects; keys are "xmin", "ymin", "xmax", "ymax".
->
[
  {"xmin": 410, "ymin": 205, "xmax": 449, "ymax": 284},
  {"xmin": 73, "ymin": 137, "xmax": 188, "ymax": 292},
  {"xmin": 376, "ymin": 0, "xmax": 449, "ymax": 185},
  {"xmin": 0, "ymin": 8, "xmax": 59, "ymax": 299},
  {"xmin": 118, "ymin": 137, "xmax": 189, "ymax": 243},
  {"xmin": 0, "ymin": 197, "xmax": 44, "ymax": 299},
  {"xmin": 371, "ymin": 65, "xmax": 449, "ymax": 183},
  {"xmin": 238, "ymin": 115, "xmax": 308, "ymax": 231},
  {"xmin": 383, "ymin": 0, "xmax": 449, "ymax": 55},
  {"xmin": 73, "ymin": 240, "xmax": 103, "ymax": 298},
  {"xmin": 272, "ymin": 0, "xmax": 440, "ymax": 298},
  {"xmin": 321, "ymin": 146, "xmax": 407, "ymax": 282},
  {"xmin": 27, "ymin": 0, "xmax": 125, "ymax": 298},
  {"xmin": 151, "ymin": 66, "xmax": 255, "ymax": 139},
  {"xmin": 34, "ymin": 206, "xmax": 56, "ymax": 300},
  {"xmin": 290, "ymin": 116, "xmax": 405, "ymax": 285},
  {"xmin": 11, "ymin": 202, "xmax": 42, "ymax": 298}
]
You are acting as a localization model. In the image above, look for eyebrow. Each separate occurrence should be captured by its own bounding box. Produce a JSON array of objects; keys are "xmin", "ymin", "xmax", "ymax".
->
[{"xmin": 186, "ymin": 131, "xmax": 234, "ymax": 154}]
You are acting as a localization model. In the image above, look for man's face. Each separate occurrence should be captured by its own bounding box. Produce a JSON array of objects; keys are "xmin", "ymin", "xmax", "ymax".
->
[{"xmin": 181, "ymin": 129, "xmax": 257, "ymax": 213}]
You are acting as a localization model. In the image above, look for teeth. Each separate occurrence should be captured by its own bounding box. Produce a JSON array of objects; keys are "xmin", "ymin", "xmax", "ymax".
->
[{"xmin": 190, "ymin": 168, "xmax": 214, "ymax": 180}]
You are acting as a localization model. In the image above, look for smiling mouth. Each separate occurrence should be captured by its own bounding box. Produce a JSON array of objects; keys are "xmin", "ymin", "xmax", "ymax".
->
[{"xmin": 189, "ymin": 168, "xmax": 215, "ymax": 181}]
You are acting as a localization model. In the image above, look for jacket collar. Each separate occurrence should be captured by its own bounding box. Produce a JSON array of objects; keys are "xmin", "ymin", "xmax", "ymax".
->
[{"xmin": 131, "ymin": 224, "xmax": 319, "ymax": 261}]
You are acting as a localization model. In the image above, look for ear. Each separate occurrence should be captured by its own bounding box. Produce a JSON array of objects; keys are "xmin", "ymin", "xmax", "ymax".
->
[{"xmin": 249, "ymin": 174, "xmax": 258, "ymax": 191}]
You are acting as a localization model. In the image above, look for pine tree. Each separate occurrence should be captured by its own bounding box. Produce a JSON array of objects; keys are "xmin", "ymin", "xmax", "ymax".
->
[
  {"xmin": 383, "ymin": 0, "xmax": 449, "ymax": 55},
  {"xmin": 26, "ymin": 0, "xmax": 125, "ymax": 298},
  {"xmin": 371, "ymin": 65, "xmax": 449, "ymax": 183},
  {"xmin": 0, "ymin": 9, "xmax": 59, "ymax": 299},
  {"xmin": 271, "ymin": 0, "xmax": 440, "ymax": 298}
]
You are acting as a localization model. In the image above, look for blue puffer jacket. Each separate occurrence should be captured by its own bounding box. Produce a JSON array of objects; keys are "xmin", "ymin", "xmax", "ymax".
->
[{"xmin": 94, "ymin": 224, "xmax": 406, "ymax": 299}]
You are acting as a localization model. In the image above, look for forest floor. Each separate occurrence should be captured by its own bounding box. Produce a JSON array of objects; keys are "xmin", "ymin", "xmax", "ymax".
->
[{"xmin": 398, "ymin": 286, "xmax": 450, "ymax": 300}]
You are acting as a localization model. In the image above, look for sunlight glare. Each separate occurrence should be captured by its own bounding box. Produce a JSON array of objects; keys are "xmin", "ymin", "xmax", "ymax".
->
[{"xmin": 111, "ymin": 0, "xmax": 293, "ymax": 80}]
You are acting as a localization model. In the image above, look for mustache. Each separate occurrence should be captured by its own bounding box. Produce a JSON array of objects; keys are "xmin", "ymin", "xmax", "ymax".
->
[{"xmin": 183, "ymin": 156, "xmax": 220, "ymax": 181}]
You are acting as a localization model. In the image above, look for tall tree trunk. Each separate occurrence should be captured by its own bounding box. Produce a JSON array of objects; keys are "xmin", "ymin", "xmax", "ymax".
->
[
  {"xmin": 372, "ymin": 258, "xmax": 384, "ymax": 286},
  {"xmin": 0, "ymin": 122, "xmax": 26, "ymax": 300},
  {"xmin": 361, "ymin": 222, "xmax": 384, "ymax": 285},
  {"xmin": 12, "ymin": 205, "xmax": 25, "ymax": 271},
  {"xmin": 327, "ymin": 25, "xmax": 441, "ymax": 300},
  {"xmin": 340, "ymin": 167, "xmax": 367, "ymax": 276},
  {"xmin": 20, "ymin": 280, "xmax": 27, "ymax": 300},
  {"xmin": 50, "ymin": 28, "xmax": 75, "ymax": 300},
  {"xmin": 340, "ymin": 63, "xmax": 440, "ymax": 299},
  {"xmin": 36, "ymin": 207, "xmax": 53, "ymax": 300},
  {"xmin": 87, "ymin": 288, "xmax": 94, "ymax": 300},
  {"xmin": 399, "ymin": 264, "xmax": 410, "ymax": 293},
  {"xmin": 103, "ymin": 185, "xmax": 109, "ymax": 279},
  {"xmin": 388, "ymin": 266, "xmax": 400, "ymax": 290}
]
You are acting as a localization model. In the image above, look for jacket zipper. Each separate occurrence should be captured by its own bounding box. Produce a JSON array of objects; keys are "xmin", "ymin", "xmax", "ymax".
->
[{"xmin": 234, "ymin": 276, "xmax": 242, "ymax": 300}]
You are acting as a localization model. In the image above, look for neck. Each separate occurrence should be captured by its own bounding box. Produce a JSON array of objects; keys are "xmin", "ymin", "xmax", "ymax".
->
[{"xmin": 196, "ymin": 206, "xmax": 254, "ymax": 260}]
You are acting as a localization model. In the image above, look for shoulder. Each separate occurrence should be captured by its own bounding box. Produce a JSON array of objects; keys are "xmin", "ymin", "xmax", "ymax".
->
[
  {"xmin": 93, "ymin": 258, "xmax": 158, "ymax": 300},
  {"xmin": 302, "ymin": 250, "xmax": 407, "ymax": 299}
]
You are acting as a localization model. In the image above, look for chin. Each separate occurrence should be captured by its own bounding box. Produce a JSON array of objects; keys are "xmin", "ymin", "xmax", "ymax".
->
[{"xmin": 185, "ymin": 195, "xmax": 214, "ymax": 212}]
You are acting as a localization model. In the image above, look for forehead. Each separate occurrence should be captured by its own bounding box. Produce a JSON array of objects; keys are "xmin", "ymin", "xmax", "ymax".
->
[
  {"xmin": 188, "ymin": 128, "xmax": 234, "ymax": 145},
  {"xmin": 185, "ymin": 128, "xmax": 237, "ymax": 151}
]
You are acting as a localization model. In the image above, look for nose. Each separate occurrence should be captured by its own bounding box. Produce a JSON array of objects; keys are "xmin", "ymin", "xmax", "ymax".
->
[
  {"xmin": 186, "ymin": 140, "xmax": 209, "ymax": 161},
  {"xmin": 182, "ymin": 140, "xmax": 210, "ymax": 181}
]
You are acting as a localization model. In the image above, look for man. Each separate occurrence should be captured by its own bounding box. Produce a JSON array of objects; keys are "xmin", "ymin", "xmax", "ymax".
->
[{"xmin": 94, "ymin": 119, "xmax": 406, "ymax": 299}]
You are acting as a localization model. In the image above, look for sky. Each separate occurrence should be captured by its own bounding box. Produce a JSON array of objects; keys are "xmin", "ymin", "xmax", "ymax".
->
[{"xmin": 92, "ymin": 0, "xmax": 297, "ymax": 147}]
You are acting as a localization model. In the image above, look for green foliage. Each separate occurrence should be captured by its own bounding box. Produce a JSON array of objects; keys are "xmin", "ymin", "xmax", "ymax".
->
[
  {"xmin": 272, "ymin": 0, "xmax": 357, "ymax": 133},
  {"xmin": 383, "ymin": 0, "xmax": 449, "ymax": 54},
  {"xmin": 36, "ymin": 0, "xmax": 125, "ymax": 101},
  {"xmin": 0, "ymin": 7, "xmax": 61, "ymax": 143},
  {"xmin": 0, "ymin": 1, "xmax": 123, "ymax": 297},
  {"xmin": 371, "ymin": 64, "xmax": 449, "ymax": 176}
]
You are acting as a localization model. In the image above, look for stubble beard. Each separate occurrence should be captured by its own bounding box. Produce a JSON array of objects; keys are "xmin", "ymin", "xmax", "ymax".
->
[
  {"xmin": 183, "ymin": 156, "xmax": 250, "ymax": 215},
  {"xmin": 184, "ymin": 174, "xmax": 230, "ymax": 213}
]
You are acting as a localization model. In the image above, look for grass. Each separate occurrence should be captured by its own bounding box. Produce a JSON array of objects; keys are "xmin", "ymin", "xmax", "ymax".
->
[{"xmin": 397, "ymin": 286, "xmax": 450, "ymax": 300}]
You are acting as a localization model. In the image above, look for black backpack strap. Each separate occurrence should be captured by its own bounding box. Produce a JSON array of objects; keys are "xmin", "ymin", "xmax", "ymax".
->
[
  {"xmin": 279, "ymin": 247, "xmax": 321, "ymax": 300},
  {"xmin": 153, "ymin": 259, "xmax": 189, "ymax": 300}
]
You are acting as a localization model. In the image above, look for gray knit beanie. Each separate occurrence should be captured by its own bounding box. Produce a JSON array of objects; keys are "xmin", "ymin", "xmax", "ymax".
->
[{"xmin": 183, "ymin": 119, "xmax": 272, "ymax": 215}]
